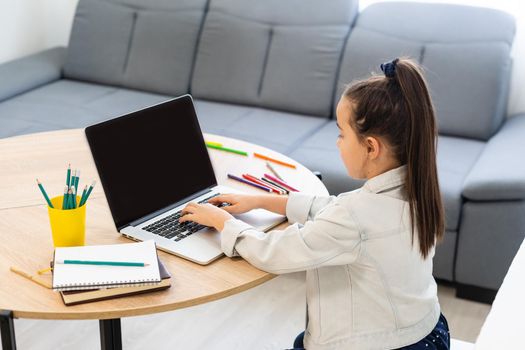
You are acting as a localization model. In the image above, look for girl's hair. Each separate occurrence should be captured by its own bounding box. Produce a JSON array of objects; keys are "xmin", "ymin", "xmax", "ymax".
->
[{"xmin": 343, "ymin": 57, "xmax": 444, "ymax": 259}]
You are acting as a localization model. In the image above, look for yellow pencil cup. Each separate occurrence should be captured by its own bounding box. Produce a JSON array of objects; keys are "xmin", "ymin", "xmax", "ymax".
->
[{"xmin": 47, "ymin": 196, "xmax": 86, "ymax": 247}]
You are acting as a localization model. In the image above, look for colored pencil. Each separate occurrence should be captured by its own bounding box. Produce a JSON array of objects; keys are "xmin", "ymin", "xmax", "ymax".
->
[
  {"xmin": 206, "ymin": 144, "xmax": 248, "ymax": 156},
  {"xmin": 66, "ymin": 164, "xmax": 71, "ymax": 187},
  {"xmin": 61, "ymin": 186, "xmax": 68, "ymax": 210},
  {"xmin": 36, "ymin": 179, "xmax": 54, "ymax": 208},
  {"xmin": 56, "ymin": 260, "xmax": 149, "ymax": 267},
  {"xmin": 243, "ymin": 174, "xmax": 284, "ymax": 194},
  {"xmin": 205, "ymin": 141, "xmax": 223, "ymax": 147},
  {"xmin": 254, "ymin": 152, "xmax": 296, "ymax": 169},
  {"xmin": 10, "ymin": 266, "xmax": 52, "ymax": 289},
  {"xmin": 264, "ymin": 173, "xmax": 299, "ymax": 192},
  {"xmin": 71, "ymin": 187, "xmax": 77, "ymax": 209},
  {"xmin": 266, "ymin": 161, "xmax": 284, "ymax": 181},
  {"xmin": 79, "ymin": 181, "xmax": 96, "ymax": 206},
  {"xmin": 261, "ymin": 177, "xmax": 289, "ymax": 194},
  {"xmin": 74, "ymin": 170, "xmax": 80, "ymax": 195},
  {"xmin": 227, "ymin": 174, "xmax": 272, "ymax": 192},
  {"xmin": 79, "ymin": 185, "xmax": 88, "ymax": 207}
]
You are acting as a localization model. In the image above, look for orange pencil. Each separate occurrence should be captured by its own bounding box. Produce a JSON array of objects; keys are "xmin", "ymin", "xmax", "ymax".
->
[{"xmin": 253, "ymin": 152, "xmax": 296, "ymax": 169}]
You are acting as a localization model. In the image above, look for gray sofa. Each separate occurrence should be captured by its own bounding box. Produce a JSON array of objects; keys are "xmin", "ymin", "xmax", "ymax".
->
[{"xmin": 1, "ymin": 0, "xmax": 522, "ymax": 303}]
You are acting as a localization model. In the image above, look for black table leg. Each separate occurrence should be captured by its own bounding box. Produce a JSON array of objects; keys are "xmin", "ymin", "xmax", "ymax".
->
[
  {"xmin": 0, "ymin": 310, "xmax": 16, "ymax": 350},
  {"xmin": 99, "ymin": 318, "xmax": 122, "ymax": 350}
]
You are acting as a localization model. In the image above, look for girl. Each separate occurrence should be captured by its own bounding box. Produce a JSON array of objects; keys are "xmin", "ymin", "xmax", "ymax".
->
[{"xmin": 179, "ymin": 58, "xmax": 449, "ymax": 350}]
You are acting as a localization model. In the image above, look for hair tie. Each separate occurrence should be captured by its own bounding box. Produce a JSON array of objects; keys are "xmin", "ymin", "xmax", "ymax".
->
[{"xmin": 380, "ymin": 58, "xmax": 399, "ymax": 78}]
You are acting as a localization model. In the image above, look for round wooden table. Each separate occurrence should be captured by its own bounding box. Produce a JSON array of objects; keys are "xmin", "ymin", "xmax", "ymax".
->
[{"xmin": 0, "ymin": 129, "xmax": 328, "ymax": 349}]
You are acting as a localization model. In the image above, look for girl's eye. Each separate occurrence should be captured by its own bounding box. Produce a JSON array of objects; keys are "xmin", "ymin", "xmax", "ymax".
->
[{"xmin": 337, "ymin": 134, "xmax": 343, "ymax": 139}]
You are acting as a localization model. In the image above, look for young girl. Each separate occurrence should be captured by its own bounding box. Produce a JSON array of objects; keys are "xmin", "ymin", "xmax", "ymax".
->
[{"xmin": 179, "ymin": 58, "xmax": 450, "ymax": 350}]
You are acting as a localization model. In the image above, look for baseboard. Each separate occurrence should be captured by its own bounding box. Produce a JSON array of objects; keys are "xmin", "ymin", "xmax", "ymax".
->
[{"xmin": 456, "ymin": 283, "xmax": 497, "ymax": 304}]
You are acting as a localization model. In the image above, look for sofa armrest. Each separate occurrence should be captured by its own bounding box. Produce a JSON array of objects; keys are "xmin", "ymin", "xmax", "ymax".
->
[
  {"xmin": 463, "ymin": 114, "xmax": 525, "ymax": 201},
  {"xmin": 0, "ymin": 47, "xmax": 66, "ymax": 103}
]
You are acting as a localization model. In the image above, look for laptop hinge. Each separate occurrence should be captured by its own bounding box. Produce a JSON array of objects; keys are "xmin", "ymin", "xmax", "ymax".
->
[{"xmin": 120, "ymin": 187, "xmax": 214, "ymax": 230}]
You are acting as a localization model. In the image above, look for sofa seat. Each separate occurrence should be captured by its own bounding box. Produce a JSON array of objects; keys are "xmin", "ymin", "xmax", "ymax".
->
[
  {"xmin": 194, "ymin": 100, "xmax": 329, "ymax": 154},
  {"xmin": 0, "ymin": 79, "xmax": 172, "ymax": 138}
]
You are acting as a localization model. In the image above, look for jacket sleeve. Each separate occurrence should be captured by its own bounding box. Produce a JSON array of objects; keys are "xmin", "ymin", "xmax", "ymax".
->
[
  {"xmin": 220, "ymin": 200, "xmax": 361, "ymax": 274},
  {"xmin": 285, "ymin": 192, "xmax": 338, "ymax": 225}
]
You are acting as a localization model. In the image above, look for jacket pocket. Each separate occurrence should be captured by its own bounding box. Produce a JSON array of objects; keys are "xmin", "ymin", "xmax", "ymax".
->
[{"xmin": 316, "ymin": 266, "xmax": 353, "ymax": 344}]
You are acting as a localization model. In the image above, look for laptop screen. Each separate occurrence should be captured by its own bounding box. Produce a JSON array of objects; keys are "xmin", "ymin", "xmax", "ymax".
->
[{"xmin": 85, "ymin": 95, "xmax": 217, "ymax": 229}]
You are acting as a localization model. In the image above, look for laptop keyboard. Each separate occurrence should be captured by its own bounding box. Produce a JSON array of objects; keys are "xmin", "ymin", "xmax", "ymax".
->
[{"xmin": 142, "ymin": 193, "xmax": 229, "ymax": 242}]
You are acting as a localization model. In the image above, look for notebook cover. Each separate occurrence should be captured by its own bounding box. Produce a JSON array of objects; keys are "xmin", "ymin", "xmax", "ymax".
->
[{"xmin": 60, "ymin": 256, "xmax": 171, "ymax": 306}]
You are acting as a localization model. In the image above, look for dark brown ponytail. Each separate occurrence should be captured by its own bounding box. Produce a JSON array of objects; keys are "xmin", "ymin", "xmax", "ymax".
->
[{"xmin": 343, "ymin": 57, "xmax": 444, "ymax": 259}]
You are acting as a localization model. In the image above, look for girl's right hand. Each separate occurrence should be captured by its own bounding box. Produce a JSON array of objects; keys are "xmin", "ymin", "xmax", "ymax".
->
[{"xmin": 207, "ymin": 193, "xmax": 261, "ymax": 214}]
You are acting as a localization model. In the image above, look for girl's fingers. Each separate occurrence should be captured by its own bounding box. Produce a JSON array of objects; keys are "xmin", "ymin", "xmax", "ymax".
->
[{"xmin": 179, "ymin": 213, "xmax": 194, "ymax": 222}]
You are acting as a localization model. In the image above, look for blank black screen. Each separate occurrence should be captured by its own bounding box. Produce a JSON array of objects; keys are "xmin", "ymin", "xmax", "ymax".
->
[{"xmin": 85, "ymin": 95, "xmax": 216, "ymax": 229}]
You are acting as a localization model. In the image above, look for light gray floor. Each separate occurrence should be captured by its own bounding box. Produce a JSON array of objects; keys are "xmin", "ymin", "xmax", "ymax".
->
[{"xmin": 13, "ymin": 273, "xmax": 490, "ymax": 349}]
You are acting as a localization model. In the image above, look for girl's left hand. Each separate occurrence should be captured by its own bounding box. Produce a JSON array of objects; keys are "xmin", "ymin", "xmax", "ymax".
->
[{"xmin": 179, "ymin": 202, "xmax": 234, "ymax": 232}]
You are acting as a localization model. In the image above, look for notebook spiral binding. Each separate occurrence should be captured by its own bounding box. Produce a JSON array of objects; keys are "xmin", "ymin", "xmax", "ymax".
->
[{"xmin": 53, "ymin": 278, "xmax": 161, "ymax": 291}]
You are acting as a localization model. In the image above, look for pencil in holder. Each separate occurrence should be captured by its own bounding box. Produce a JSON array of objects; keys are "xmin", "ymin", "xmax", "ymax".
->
[{"xmin": 47, "ymin": 195, "xmax": 86, "ymax": 247}]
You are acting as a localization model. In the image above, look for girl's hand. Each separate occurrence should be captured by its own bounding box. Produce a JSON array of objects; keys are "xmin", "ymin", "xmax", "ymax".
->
[
  {"xmin": 179, "ymin": 202, "xmax": 234, "ymax": 232},
  {"xmin": 207, "ymin": 193, "xmax": 261, "ymax": 214}
]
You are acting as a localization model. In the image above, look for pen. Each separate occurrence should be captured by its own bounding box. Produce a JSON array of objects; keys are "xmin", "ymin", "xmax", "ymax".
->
[
  {"xmin": 227, "ymin": 174, "xmax": 272, "ymax": 192},
  {"xmin": 243, "ymin": 174, "xmax": 284, "ymax": 194},
  {"xmin": 266, "ymin": 161, "xmax": 284, "ymax": 181},
  {"xmin": 253, "ymin": 152, "xmax": 296, "ymax": 169},
  {"xmin": 36, "ymin": 179, "xmax": 54, "ymax": 208},
  {"xmin": 206, "ymin": 144, "xmax": 248, "ymax": 156},
  {"xmin": 55, "ymin": 260, "xmax": 150, "ymax": 267},
  {"xmin": 37, "ymin": 266, "xmax": 53, "ymax": 274},
  {"xmin": 264, "ymin": 173, "xmax": 299, "ymax": 192}
]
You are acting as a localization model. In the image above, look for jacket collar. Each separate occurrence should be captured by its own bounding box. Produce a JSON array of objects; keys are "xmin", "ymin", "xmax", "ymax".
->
[{"xmin": 362, "ymin": 165, "xmax": 407, "ymax": 194}]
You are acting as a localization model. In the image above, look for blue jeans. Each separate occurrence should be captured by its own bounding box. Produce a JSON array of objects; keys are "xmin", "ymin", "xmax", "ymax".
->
[{"xmin": 290, "ymin": 313, "xmax": 450, "ymax": 350}]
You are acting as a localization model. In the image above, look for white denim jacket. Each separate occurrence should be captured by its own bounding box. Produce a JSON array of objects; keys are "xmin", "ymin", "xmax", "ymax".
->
[{"xmin": 221, "ymin": 166, "xmax": 440, "ymax": 349}]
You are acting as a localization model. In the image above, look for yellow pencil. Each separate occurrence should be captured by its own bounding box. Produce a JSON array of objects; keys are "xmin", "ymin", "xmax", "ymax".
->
[
  {"xmin": 205, "ymin": 141, "xmax": 223, "ymax": 147},
  {"xmin": 10, "ymin": 266, "xmax": 52, "ymax": 289},
  {"xmin": 37, "ymin": 266, "xmax": 53, "ymax": 274}
]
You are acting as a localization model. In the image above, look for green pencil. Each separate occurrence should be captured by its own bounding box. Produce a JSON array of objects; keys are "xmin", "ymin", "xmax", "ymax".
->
[
  {"xmin": 61, "ymin": 186, "xmax": 68, "ymax": 210},
  {"xmin": 56, "ymin": 259, "xmax": 149, "ymax": 267},
  {"xmin": 206, "ymin": 143, "xmax": 248, "ymax": 156},
  {"xmin": 79, "ymin": 185, "xmax": 87, "ymax": 206},
  {"xmin": 36, "ymin": 179, "xmax": 54, "ymax": 208},
  {"xmin": 66, "ymin": 164, "xmax": 71, "ymax": 187},
  {"xmin": 74, "ymin": 170, "xmax": 80, "ymax": 195},
  {"xmin": 80, "ymin": 181, "xmax": 96, "ymax": 206}
]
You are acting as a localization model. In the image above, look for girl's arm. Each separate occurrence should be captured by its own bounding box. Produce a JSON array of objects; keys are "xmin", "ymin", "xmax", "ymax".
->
[{"xmin": 256, "ymin": 194, "xmax": 288, "ymax": 215}]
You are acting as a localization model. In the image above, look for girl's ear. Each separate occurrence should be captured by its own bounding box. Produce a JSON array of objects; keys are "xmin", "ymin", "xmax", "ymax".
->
[{"xmin": 365, "ymin": 136, "xmax": 380, "ymax": 160}]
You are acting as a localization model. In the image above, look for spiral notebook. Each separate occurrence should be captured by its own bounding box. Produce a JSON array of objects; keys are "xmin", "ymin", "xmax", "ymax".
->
[{"xmin": 52, "ymin": 240, "xmax": 161, "ymax": 291}]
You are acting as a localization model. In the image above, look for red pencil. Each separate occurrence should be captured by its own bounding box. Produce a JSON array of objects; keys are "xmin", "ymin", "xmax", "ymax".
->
[
  {"xmin": 244, "ymin": 174, "xmax": 287, "ymax": 194},
  {"xmin": 263, "ymin": 173, "xmax": 299, "ymax": 192},
  {"xmin": 242, "ymin": 174, "xmax": 283, "ymax": 194}
]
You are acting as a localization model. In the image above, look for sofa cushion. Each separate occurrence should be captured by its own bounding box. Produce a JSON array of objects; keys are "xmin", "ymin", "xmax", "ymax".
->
[
  {"xmin": 191, "ymin": 0, "xmax": 358, "ymax": 117},
  {"xmin": 64, "ymin": 0, "xmax": 207, "ymax": 96},
  {"xmin": 0, "ymin": 80, "xmax": 171, "ymax": 138},
  {"xmin": 194, "ymin": 99, "xmax": 329, "ymax": 154},
  {"xmin": 336, "ymin": 2, "xmax": 515, "ymax": 141},
  {"xmin": 437, "ymin": 136, "xmax": 485, "ymax": 231},
  {"xmin": 463, "ymin": 114, "xmax": 525, "ymax": 201}
]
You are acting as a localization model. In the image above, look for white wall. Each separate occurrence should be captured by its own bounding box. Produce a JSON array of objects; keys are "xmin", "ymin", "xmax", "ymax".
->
[
  {"xmin": 0, "ymin": 0, "xmax": 78, "ymax": 63},
  {"xmin": 0, "ymin": 0, "xmax": 523, "ymax": 116}
]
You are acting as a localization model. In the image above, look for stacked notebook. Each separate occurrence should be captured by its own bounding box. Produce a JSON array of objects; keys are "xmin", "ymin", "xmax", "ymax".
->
[{"xmin": 52, "ymin": 240, "xmax": 171, "ymax": 305}]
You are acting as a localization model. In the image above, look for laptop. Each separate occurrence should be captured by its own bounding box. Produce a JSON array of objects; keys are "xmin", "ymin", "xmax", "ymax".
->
[{"xmin": 85, "ymin": 94, "xmax": 286, "ymax": 265}]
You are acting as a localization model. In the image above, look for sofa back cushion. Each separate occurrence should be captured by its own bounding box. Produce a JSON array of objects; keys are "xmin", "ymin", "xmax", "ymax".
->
[
  {"xmin": 336, "ymin": 2, "xmax": 515, "ymax": 140},
  {"xmin": 63, "ymin": 0, "xmax": 208, "ymax": 97},
  {"xmin": 191, "ymin": 0, "xmax": 358, "ymax": 118}
]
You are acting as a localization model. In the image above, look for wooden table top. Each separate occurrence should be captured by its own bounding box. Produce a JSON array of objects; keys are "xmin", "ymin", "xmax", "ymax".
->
[{"xmin": 0, "ymin": 129, "xmax": 328, "ymax": 320}]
